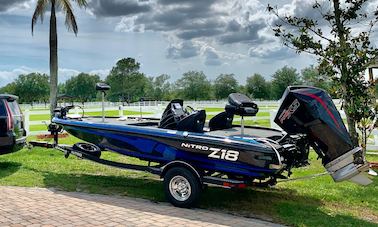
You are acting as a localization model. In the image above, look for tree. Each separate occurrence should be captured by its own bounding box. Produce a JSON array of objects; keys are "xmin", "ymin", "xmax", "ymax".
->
[
  {"xmin": 65, "ymin": 73, "xmax": 100, "ymax": 104},
  {"xmin": 176, "ymin": 71, "xmax": 212, "ymax": 100},
  {"xmin": 147, "ymin": 74, "xmax": 172, "ymax": 100},
  {"xmin": 246, "ymin": 73, "xmax": 271, "ymax": 100},
  {"xmin": 32, "ymin": 0, "xmax": 88, "ymax": 117},
  {"xmin": 105, "ymin": 58, "xmax": 149, "ymax": 103},
  {"xmin": 213, "ymin": 74, "xmax": 238, "ymax": 100},
  {"xmin": 58, "ymin": 83, "xmax": 66, "ymax": 94},
  {"xmin": 301, "ymin": 65, "xmax": 333, "ymax": 93},
  {"xmin": 13, "ymin": 73, "xmax": 50, "ymax": 104},
  {"xmin": 271, "ymin": 66, "xmax": 301, "ymax": 99},
  {"xmin": 268, "ymin": 0, "xmax": 378, "ymax": 146},
  {"xmin": 0, "ymin": 82, "xmax": 16, "ymax": 95}
]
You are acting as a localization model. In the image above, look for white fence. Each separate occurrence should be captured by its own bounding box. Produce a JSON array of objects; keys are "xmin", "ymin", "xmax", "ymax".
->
[
  {"xmin": 23, "ymin": 100, "xmax": 378, "ymax": 152},
  {"xmin": 24, "ymin": 100, "xmax": 279, "ymax": 136}
]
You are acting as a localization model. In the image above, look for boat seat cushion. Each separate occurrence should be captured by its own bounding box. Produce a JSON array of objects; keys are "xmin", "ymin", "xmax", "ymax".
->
[
  {"xmin": 209, "ymin": 111, "xmax": 233, "ymax": 131},
  {"xmin": 177, "ymin": 110, "xmax": 206, "ymax": 133},
  {"xmin": 226, "ymin": 93, "xmax": 258, "ymax": 116}
]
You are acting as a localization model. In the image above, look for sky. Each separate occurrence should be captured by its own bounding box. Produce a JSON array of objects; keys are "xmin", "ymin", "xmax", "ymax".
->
[{"xmin": 0, "ymin": 0, "xmax": 378, "ymax": 87}]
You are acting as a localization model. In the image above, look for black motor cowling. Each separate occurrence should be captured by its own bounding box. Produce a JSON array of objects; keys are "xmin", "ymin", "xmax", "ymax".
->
[
  {"xmin": 275, "ymin": 86, "xmax": 352, "ymax": 164},
  {"xmin": 275, "ymin": 86, "xmax": 371, "ymax": 185}
]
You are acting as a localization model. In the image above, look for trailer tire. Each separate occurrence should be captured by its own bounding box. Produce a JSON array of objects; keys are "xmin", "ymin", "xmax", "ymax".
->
[
  {"xmin": 164, "ymin": 167, "xmax": 201, "ymax": 208},
  {"xmin": 73, "ymin": 143, "xmax": 101, "ymax": 158}
]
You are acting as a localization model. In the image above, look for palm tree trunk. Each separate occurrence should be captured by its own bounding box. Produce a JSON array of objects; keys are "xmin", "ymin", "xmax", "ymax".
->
[{"xmin": 49, "ymin": 0, "xmax": 58, "ymax": 118}]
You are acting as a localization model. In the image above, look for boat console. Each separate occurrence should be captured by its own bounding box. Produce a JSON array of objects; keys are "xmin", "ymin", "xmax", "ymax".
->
[
  {"xmin": 159, "ymin": 93, "xmax": 259, "ymax": 134},
  {"xmin": 159, "ymin": 99, "xmax": 206, "ymax": 132}
]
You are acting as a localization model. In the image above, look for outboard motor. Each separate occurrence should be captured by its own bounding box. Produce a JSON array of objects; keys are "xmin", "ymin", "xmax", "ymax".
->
[{"xmin": 275, "ymin": 86, "xmax": 372, "ymax": 185}]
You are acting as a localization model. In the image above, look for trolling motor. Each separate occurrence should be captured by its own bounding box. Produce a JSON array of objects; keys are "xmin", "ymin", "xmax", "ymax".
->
[{"xmin": 96, "ymin": 83, "xmax": 111, "ymax": 123}]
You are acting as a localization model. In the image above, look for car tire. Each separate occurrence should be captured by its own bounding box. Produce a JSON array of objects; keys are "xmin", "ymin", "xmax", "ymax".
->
[
  {"xmin": 73, "ymin": 143, "xmax": 101, "ymax": 158},
  {"xmin": 164, "ymin": 167, "xmax": 202, "ymax": 208}
]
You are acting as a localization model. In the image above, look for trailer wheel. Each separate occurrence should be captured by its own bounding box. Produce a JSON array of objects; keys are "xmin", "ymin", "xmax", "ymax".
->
[
  {"xmin": 73, "ymin": 143, "xmax": 101, "ymax": 158},
  {"xmin": 164, "ymin": 167, "xmax": 201, "ymax": 208}
]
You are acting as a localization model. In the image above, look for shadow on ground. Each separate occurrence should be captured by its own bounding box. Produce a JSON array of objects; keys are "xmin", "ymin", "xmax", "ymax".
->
[
  {"xmin": 16, "ymin": 166, "xmax": 375, "ymax": 227},
  {"xmin": 0, "ymin": 161, "xmax": 21, "ymax": 179}
]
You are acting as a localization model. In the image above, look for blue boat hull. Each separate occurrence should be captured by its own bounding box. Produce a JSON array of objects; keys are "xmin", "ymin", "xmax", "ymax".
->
[{"xmin": 53, "ymin": 117, "xmax": 282, "ymax": 179}]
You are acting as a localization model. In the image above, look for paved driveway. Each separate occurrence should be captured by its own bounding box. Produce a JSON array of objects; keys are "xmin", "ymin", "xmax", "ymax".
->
[{"xmin": 0, "ymin": 186, "xmax": 283, "ymax": 227}]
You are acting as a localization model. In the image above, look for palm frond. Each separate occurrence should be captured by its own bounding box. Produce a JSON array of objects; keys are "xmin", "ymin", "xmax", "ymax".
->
[
  {"xmin": 73, "ymin": 0, "xmax": 88, "ymax": 8},
  {"xmin": 59, "ymin": 0, "xmax": 78, "ymax": 35},
  {"xmin": 31, "ymin": 0, "xmax": 48, "ymax": 35}
]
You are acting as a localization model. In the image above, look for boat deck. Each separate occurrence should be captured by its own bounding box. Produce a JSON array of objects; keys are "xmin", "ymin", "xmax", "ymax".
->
[
  {"xmin": 206, "ymin": 126, "xmax": 283, "ymax": 138},
  {"xmin": 76, "ymin": 116, "xmax": 283, "ymax": 139}
]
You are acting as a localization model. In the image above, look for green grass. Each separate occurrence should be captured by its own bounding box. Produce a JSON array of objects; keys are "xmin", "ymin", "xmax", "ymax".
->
[
  {"xmin": 204, "ymin": 116, "xmax": 271, "ymax": 128},
  {"xmin": 202, "ymin": 107, "xmax": 225, "ymax": 112},
  {"xmin": 0, "ymin": 135, "xmax": 377, "ymax": 226},
  {"xmin": 29, "ymin": 124, "xmax": 48, "ymax": 132},
  {"xmin": 244, "ymin": 119, "xmax": 271, "ymax": 127},
  {"xmin": 207, "ymin": 112, "xmax": 270, "ymax": 120}
]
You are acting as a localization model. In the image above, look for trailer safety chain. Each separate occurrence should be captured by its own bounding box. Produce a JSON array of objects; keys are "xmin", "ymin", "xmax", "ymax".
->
[{"xmin": 277, "ymin": 172, "xmax": 329, "ymax": 183}]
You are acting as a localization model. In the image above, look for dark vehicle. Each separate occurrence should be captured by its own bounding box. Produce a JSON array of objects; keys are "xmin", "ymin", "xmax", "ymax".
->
[
  {"xmin": 30, "ymin": 86, "xmax": 374, "ymax": 207},
  {"xmin": 0, "ymin": 95, "xmax": 26, "ymax": 155}
]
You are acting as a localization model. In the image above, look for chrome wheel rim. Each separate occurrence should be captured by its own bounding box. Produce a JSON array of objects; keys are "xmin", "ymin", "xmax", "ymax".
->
[{"xmin": 169, "ymin": 175, "xmax": 191, "ymax": 202}]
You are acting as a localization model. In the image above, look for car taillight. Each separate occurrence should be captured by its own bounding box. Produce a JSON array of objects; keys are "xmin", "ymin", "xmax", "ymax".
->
[{"xmin": 4, "ymin": 101, "xmax": 14, "ymax": 131}]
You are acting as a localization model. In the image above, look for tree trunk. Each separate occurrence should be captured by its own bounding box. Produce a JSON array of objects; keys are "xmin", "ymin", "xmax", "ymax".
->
[
  {"xmin": 345, "ymin": 110, "xmax": 359, "ymax": 146},
  {"xmin": 332, "ymin": 0, "xmax": 359, "ymax": 146},
  {"xmin": 49, "ymin": 0, "xmax": 58, "ymax": 118}
]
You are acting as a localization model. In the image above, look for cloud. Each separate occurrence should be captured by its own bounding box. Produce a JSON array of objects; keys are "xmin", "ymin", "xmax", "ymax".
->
[
  {"xmin": 88, "ymin": 0, "xmax": 151, "ymax": 17},
  {"xmin": 108, "ymin": 0, "xmax": 286, "ymax": 63},
  {"xmin": 89, "ymin": 69, "xmax": 110, "ymax": 79},
  {"xmin": 115, "ymin": 16, "xmax": 145, "ymax": 32},
  {"xmin": 0, "ymin": 67, "xmax": 110, "ymax": 87},
  {"xmin": 219, "ymin": 19, "xmax": 267, "ymax": 44},
  {"xmin": 0, "ymin": 0, "xmax": 27, "ymax": 12},
  {"xmin": 202, "ymin": 46, "xmax": 222, "ymax": 66},
  {"xmin": 248, "ymin": 44, "xmax": 297, "ymax": 60},
  {"xmin": 166, "ymin": 41, "xmax": 199, "ymax": 59},
  {"xmin": 59, "ymin": 68, "xmax": 110, "ymax": 82},
  {"xmin": 0, "ymin": 0, "xmax": 321, "ymax": 75},
  {"xmin": 0, "ymin": 67, "xmax": 33, "ymax": 86}
]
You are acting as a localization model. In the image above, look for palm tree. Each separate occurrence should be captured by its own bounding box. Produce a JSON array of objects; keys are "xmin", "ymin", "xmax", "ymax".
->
[{"xmin": 32, "ymin": 0, "xmax": 87, "ymax": 117}]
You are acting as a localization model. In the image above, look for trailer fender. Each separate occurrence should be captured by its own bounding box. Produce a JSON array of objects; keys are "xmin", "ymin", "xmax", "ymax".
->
[{"xmin": 161, "ymin": 161, "xmax": 202, "ymax": 182}]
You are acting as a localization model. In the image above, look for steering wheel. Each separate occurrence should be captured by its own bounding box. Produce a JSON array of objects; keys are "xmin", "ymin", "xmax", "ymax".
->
[{"xmin": 60, "ymin": 105, "xmax": 85, "ymax": 119}]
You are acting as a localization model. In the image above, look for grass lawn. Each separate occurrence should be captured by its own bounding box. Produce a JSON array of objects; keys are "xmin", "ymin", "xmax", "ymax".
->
[
  {"xmin": 0, "ymin": 135, "xmax": 376, "ymax": 226},
  {"xmin": 244, "ymin": 119, "xmax": 271, "ymax": 127},
  {"xmin": 29, "ymin": 124, "xmax": 49, "ymax": 132},
  {"xmin": 202, "ymin": 107, "xmax": 225, "ymax": 112},
  {"xmin": 207, "ymin": 113, "xmax": 270, "ymax": 120}
]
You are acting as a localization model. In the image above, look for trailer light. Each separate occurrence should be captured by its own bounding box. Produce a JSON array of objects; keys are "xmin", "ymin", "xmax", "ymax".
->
[
  {"xmin": 237, "ymin": 183, "xmax": 247, "ymax": 189},
  {"xmin": 222, "ymin": 182, "xmax": 247, "ymax": 188},
  {"xmin": 223, "ymin": 182, "xmax": 232, "ymax": 187}
]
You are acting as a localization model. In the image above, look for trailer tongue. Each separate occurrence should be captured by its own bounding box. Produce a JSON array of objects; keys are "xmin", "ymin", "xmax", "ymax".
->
[{"xmin": 275, "ymin": 86, "xmax": 372, "ymax": 185}]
